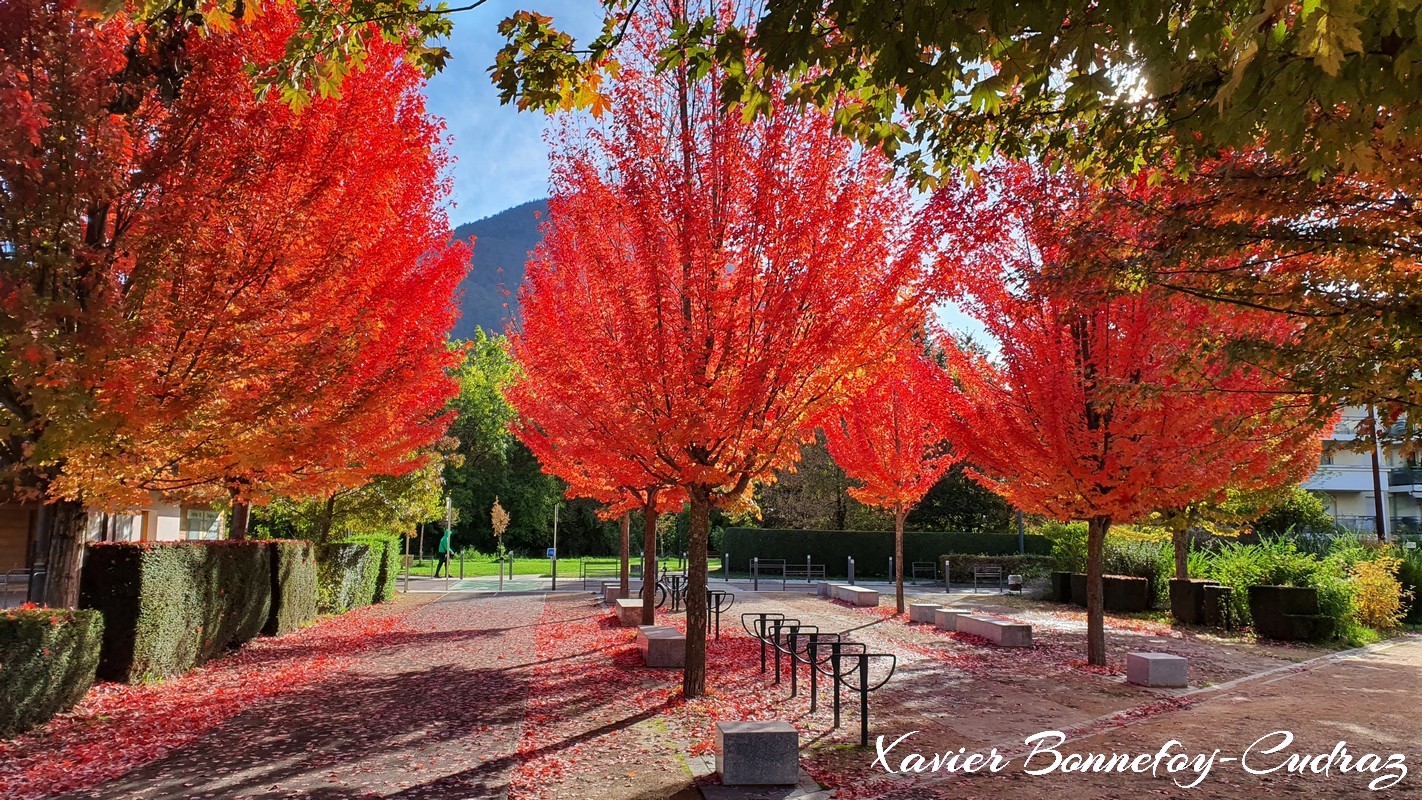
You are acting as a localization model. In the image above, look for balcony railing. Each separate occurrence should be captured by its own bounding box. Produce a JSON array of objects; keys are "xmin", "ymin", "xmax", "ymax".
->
[{"xmin": 1388, "ymin": 468, "xmax": 1422, "ymax": 487}]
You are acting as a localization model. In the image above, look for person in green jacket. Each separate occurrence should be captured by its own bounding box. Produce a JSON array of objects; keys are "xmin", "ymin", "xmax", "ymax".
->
[{"xmin": 434, "ymin": 528, "xmax": 452, "ymax": 578}]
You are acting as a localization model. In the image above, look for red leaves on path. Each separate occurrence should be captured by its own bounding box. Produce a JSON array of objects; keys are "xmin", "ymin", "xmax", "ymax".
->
[{"xmin": 0, "ymin": 606, "xmax": 403, "ymax": 800}]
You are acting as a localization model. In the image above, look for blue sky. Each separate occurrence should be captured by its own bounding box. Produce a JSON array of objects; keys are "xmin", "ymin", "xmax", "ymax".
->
[{"xmin": 424, "ymin": 0, "xmax": 598, "ymax": 226}]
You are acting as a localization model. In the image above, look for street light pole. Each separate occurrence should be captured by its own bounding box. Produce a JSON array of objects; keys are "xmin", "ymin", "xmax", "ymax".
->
[{"xmin": 551, "ymin": 503, "xmax": 560, "ymax": 590}]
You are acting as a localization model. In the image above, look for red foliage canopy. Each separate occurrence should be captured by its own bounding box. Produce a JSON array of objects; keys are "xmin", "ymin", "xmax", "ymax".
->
[
  {"xmin": 51, "ymin": 8, "xmax": 466, "ymax": 508},
  {"xmin": 507, "ymin": 2, "xmax": 940, "ymax": 695},
  {"xmin": 934, "ymin": 161, "xmax": 1327, "ymax": 663}
]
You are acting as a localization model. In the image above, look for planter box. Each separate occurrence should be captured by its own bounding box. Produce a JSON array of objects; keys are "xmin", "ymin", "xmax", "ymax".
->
[
  {"xmin": 1248, "ymin": 585, "xmax": 1333, "ymax": 641},
  {"xmin": 1202, "ymin": 585, "xmax": 1233, "ymax": 629},
  {"xmin": 1050, "ymin": 571, "xmax": 1073, "ymax": 603},
  {"xmin": 1169, "ymin": 579, "xmax": 1220, "ymax": 625},
  {"xmin": 1070, "ymin": 573, "xmax": 1152, "ymax": 612}
]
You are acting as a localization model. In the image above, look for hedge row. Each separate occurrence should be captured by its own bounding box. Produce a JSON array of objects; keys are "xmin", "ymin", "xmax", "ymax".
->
[
  {"xmin": 938, "ymin": 554, "xmax": 1053, "ymax": 582},
  {"xmin": 81, "ymin": 542, "xmax": 271, "ymax": 682},
  {"xmin": 722, "ymin": 528, "xmax": 1050, "ymax": 577},
  {"xmin": 0, "ymin": 608, "xmax": 104, "ymax": 737},
  {"xmin": 267, "ymin": 540, "xmax": 318, "ymax": 637}
]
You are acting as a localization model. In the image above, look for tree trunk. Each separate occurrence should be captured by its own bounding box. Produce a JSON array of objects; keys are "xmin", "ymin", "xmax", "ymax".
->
[
  {"xmin": 619, "ymin": 513, "xmax": 631, "ymax": 597},
  {"xmin": 229, "ymin": 501, "xmax": 250, "ymax": 540},
  {"xmin": 641, "ymin": 506, "xmax": 658, "ymax": 625},
  {"xmin": 1172, "ymin": 518, "xmax": 1189, "ymax": 581},
  {"xmin": 1085, "ymin": 515, "xmax": 1111, "ymax": 667},
  {"xmin": 317, "ymin": 496, "xmax": 336, "ymax": 544},
  {"xmin": 894, "ymin": 506, "xmax": 906, "ymax": 615},
  {"xmin": 43, "ymin": 499, "xmax": 88, "ymax": 609},
  {"xmin": 683, "ymin": 486, "xmax": 710, "ymax": 698}
]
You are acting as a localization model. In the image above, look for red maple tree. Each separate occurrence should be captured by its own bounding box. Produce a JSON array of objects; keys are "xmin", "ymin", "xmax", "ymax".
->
[
  {"xmin": 54, "ymin": 9, "xmax": 466, "ymax": 521},
  {"xmin": 2, "ymin": 3, "xmax": 464, "ymax": 604},
  {"xmin": 508, "ymin": 3, "xmax": 939, "ymax": 696},
  {"xmin": 936, "ymin": 162, "xmax": 1328, "ymax": 665},
  {"xmin": 820, "ymin": 348, "xmax": 961, "ymax": 614}
]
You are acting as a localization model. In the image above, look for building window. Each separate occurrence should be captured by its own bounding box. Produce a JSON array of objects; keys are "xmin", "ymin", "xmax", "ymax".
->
[
  {"xmin": 183, "ymin": 509, "xmax": 222, "ymax": 540},
  {"xmin": 1321, "ymin": 451, "xmax": 1335, "ymax": 466}
]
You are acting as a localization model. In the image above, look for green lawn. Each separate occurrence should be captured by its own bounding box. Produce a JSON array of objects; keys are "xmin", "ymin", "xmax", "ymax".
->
[{"xmin": 402, "ymin": 555, "xmax": 722, "ymax": 579}]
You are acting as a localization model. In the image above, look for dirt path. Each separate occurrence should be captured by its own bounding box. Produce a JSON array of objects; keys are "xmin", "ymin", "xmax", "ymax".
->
[{"xmin": 60, "ymin": 593, "xmax": 548, "ymax": 800}]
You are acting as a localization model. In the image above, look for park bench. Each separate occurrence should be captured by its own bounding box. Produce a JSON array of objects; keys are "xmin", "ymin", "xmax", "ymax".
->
[
  {"xmin": 910, "ymin": 561, "xmax": 938, "ymax": 584},
  {"xmin": 750, "ymin": 558, "xmax": 786, "ymax": 590},
  {"xmin": 781, "ymin": 561, "xmax": 826, "ymax": 587},
  {"xmin": 972, "ymin": 564, "xmax": 1004, "ymax": 593},
  {"xmin": 613, "ymin": 598, "xmax": 644, "ymax": 627},
  {"xmin": 955, "ymin": 615, "xmax": 1032, "ymax": 647},
  {"xmin": 636, "ymin": 625, "xmax": 686, "ymax": 668},
  {"xmin": 828, "ymin": 584, "xmax": 879, "ymax": 607}
]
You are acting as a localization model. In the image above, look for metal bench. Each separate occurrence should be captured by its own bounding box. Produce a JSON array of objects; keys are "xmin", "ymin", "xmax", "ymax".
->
[
  {"xmin": 781, "ymin": 561, "xmax": 826, "ymax": 587},
  {"xmin": 910, "ymin": 561, "xmax": 938, "ymax": 584},
  {"xmin": 750, "ymin": 558, "xmax": 786, "ymax": 590},
  {"xmin": 972, "ymin": 564, "xmax": 1004, "ymax": 593}
]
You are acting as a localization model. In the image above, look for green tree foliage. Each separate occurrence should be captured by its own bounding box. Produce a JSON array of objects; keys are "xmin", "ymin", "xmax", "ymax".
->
[
  {"xmin": 251, "ymin": 461, "xmax": 447, "ymax": 542},
  {"xmin": 906, "ymin": 465, "xmax": 1015, "ymax": 534},
  {"xmin": 493, "ymin": 1, "xmax": 1422, "ymax": 185},
  {"xmin": 443, "ymin": 331, "xmax": 562, "ymax": 553},
  {"xmin": 1252, "ymin": 486, "xmax": 1339, "ymax": 537}
]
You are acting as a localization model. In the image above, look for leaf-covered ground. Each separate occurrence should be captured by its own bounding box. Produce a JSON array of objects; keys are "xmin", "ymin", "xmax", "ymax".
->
[{"xmin": 6, "ymin": 589, "xmax": 1417, "ymax": 800}]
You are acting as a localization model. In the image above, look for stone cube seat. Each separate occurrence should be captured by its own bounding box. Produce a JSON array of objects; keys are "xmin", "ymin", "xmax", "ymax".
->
[
  {"xmin": 908, "ymin": 603, "xmax": 939, "ymax": 623},
  {"xmin": 636, "ymin": 625, "xmax": 685, "ymax": 668},
  {"xmin": 614, "ymin": 598, "xmax": 644, "ymax": 627},
  {"xmin": 955, "ymin": 615, "xmax": 1033, "ymax": 647},
  {"xmin": 715, "ymin": 721, "xmax": 799, "ymax": 786},
  {"xmin": 828, "ymin": 584, "xmax": 879, "ymax": 606},
  {"xmin": 932, "ymin": 607, "xmax": 974, "ymax": 631},
  {"xmin": 1126, "ymin": 652, "xmax": 1188, "ymax": 688},
  {"xmin": 602, "ymin": 584, "xmax": 628, "ymax": 604}
]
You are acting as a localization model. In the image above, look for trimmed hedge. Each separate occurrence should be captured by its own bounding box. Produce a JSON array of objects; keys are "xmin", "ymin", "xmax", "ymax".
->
[
  {"xmin": 938, "ymin": 554, "xmax": 1053, "ymax": 582},
  {"xmin": 81, "ymin": 541, "xmax": 272, "ymax": 682},
  {"xmin": 316, "ymin": 542, "xmax": 380, "ymax": 613},
  {"xmin": 723, "ymin": 528, "xmax": 1049, "ymax": 577},
  {"xmin": 266, "ymin": 540, "xmax": 318, "ymax": 636},
  {"xmin": 0, "ymin": 607, "xmax": 104, "ymax": 737},
  {"xmin": 348, "ymin": 536, "xmax": 400, "ymax": 603}
]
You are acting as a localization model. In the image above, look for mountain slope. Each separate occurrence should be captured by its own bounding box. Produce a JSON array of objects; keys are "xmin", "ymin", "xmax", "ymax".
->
[{"xmin": 448, "ymin": 199, "xmax": 546, "ymax": 339}]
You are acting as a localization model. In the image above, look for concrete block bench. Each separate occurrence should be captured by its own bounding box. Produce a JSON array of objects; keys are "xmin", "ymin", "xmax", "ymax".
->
[
  {"xmin": 955, "ymin": 615, "xmax": 1033, "ymax": 647},
  {"xmin": 932, "ymin": 607, "xmax": 974, "ymax": 631},
  {"xmin": 602, "ymin": 583, "xmax": 627, "ymax": 604},
  {"xmin": 636, "ymin": 625, "xmax": 686, "ymax": 668},
  {"xmin": 908, "ymin": 603, "xmax": 939, "ymax": 623},
  {"xmin": 829, "ymin": 584, "xmax": 880, "ymax": 607},
  {"xmin": 715, "ymin": 721, "xmax": 799, "ymax": 785},
  {"xmin": 614, "ymin": 598, "xmax": 644, "ymax": 627},
  {"xmin": 1126, "ymin": 652, "xmax": 1188, "ymax": 687}
]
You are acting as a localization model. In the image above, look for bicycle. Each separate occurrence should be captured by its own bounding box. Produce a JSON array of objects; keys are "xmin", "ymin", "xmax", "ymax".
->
[{"xmin": 653, "ymin": 567, "xmax": 688, "ymax": 611}]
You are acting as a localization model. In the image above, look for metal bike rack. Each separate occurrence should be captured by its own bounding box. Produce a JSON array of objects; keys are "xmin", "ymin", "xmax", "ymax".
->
[
  {"xmin": 707, "ymin": 589, "xmax": 735, "ymax": 639},
  {"xmin": 742, "ymin": 611, "xmax": 898, "ymax": 747}
]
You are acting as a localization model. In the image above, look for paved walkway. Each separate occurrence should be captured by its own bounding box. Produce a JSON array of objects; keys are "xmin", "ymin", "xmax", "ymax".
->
[{"xmin": 62, "ymin": 593, "xmax": 548, "ymax": 800}]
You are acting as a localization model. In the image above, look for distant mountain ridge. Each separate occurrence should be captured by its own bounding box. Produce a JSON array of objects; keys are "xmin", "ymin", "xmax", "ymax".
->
[{"xmin": 448, "ymin": 199, "xmax": 547, "ymax": 340}]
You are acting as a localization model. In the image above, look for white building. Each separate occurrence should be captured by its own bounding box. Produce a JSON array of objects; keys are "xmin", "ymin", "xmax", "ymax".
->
[
  {"xmin": 1, "ymin": 494, "xmax": 225, "ymax": 606},
  {"xmin": 1303, "ymin": 407, "xmax": 1421, "ymax": 537}
]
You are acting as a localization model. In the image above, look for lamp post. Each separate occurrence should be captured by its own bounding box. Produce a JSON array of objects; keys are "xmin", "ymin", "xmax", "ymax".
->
[{"xmin": 551, "ymin": 503, "xmax": 560, "ymax": 590}]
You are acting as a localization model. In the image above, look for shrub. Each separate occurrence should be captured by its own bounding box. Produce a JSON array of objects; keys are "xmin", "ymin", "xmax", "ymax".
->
[
  {"xmin": 81, "ymin": 541, "xmax": 272, "ymax": 683},
  {"xmin": 348, "ymin": 535, "xmax": 400, "ymax": 602},
  {"xmin": 0, "ymin": 607, "xmax": 104, "ymax": 738},
  {"xmin": 1034, "ymin": 521, "xmax": 1088, "ymax": 573},
  {"xmin": 315, "ymin": 542, "xmax": 380, "ymax": 613},
  {"xmin": 1103, "ymin": 538, "xmax": 1172, "ymax": 607},
  {"xmin": 1350, "ymin": 555, "xmax": 1410, "ymax": 630},
  {"xmin": 266, "ymin": 540, "xmax": 318, "ymax": 636},
  {"xmin": 721, "ymin": 528, "xmax": 1050, "ymax": 577},
  {"xmin": 1401, "ymin": 547, "xmax": 1422, "ymax": 623}
]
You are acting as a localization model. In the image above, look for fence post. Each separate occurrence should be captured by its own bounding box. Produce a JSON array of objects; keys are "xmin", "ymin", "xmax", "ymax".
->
[
  {"xmin": 847, "ymin": 556, "xmax": 855, "ymax": 585},
  {"xmin": 723, "ymin": 551, "xmax": 730, "ymax": 582},
  {"xmin": 460, "ymin": 551, "xmax": 465, "ymax": 580},
  {"xmin": 888, "ymin": 556, "xmax": 893, "ymax": 585},
  {"xmin": 753, "ymin": 557, "xmax": 759, "ymax": 591}
]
